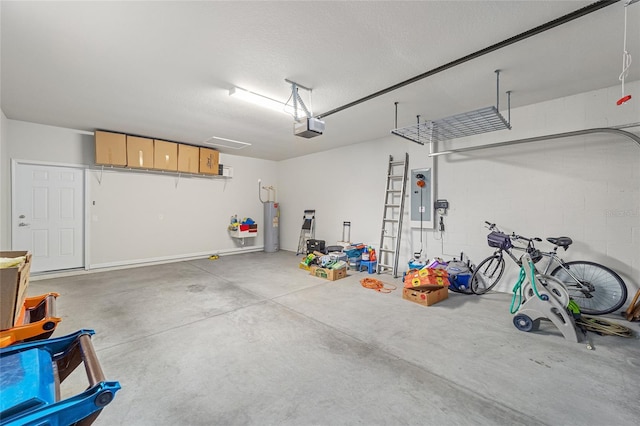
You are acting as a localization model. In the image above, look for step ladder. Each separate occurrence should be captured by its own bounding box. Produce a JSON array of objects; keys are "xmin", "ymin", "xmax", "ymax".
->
[
  {"xmin": 377, "ymin": 154, "xmax": 409, "ymax": 277},
  {"xmin": 296, "ymin": 210, "xmax": 316, "ymax": 255}
]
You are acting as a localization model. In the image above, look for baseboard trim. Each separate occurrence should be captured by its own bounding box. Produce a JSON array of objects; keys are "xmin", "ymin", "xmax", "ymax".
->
[{"xmin": 30, "ymin": 247, "xmax": 264, "ymax": 281}]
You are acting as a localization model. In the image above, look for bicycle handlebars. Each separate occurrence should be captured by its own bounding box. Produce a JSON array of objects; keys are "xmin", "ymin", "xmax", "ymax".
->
[
  {"xmin": 484, "ymin": 220, "xmax": 542, "ymax": 243},
  {"xmin": 512, "ymin": 234, "xmax": 542, "ymax": 243}
]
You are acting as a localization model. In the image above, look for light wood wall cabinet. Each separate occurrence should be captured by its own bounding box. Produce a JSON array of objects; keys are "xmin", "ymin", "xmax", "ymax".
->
[
  {"xmin": 126, "ymin": 136, "xmax": 154, "ymax": 169},
  {"xmin": 199, "ymin": 147, "xmax": 219, "ymax": 175},
  {"xmin": 95, "ymin": 131, "xmax": 127, "ymax": 166},
  {"xmin": 177, "ymin": 144, "xmax": 200, "ymax": 173},
  {"xmin": 153, "ymin": 140, "xmax": 178, "ymax": 171},
  {"xmin": 94, "ymin": 130, "xmax": 226, "ymax": 178}
]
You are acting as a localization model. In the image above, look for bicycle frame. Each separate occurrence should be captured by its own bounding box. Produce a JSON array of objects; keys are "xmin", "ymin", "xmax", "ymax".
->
[
  {"xmin": 536, "ymin": 249, "xmax": 593, "ymax": 293},
  {"xmin": 478, "ymin": 221, "xmax": 627, "ymax": 314},
  {"xmin": 497, "ymin": 233, "xmax": 589, "ymax": 294}
]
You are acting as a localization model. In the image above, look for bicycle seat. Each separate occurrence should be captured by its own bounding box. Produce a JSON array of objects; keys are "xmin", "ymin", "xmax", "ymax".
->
[{"xmin": 546, "ymin": 237, "xmax": 573, "ymax": 248}]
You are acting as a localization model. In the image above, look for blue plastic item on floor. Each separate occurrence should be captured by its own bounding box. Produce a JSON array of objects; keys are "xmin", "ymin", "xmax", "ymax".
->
[
  {"xmin": 0, "ymin": 329, "xmax": 121, "ymax": 426},
  {"xmin": 359, "ymin": 260, "xmax": 377, "ymax": 274}
]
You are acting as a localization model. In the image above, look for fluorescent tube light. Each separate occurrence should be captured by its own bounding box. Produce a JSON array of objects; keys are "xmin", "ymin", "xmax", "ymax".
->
[{"xmin": 229, "ymin": 87, "xmax": 306, "ymax": 117}]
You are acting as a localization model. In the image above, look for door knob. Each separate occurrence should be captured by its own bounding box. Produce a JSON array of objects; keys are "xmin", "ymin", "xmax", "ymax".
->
[{"xmin": 18, "ymin": 222, "xmax": 30, "ymax": 227}]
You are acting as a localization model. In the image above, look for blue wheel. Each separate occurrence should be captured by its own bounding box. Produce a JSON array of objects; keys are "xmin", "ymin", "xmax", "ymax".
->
[{"xmin": 513, "ymin": 314, "xmax": 535, "ymax": 332}]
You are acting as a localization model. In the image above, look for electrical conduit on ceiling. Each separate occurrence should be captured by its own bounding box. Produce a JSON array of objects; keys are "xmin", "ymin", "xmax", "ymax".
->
[{"xmin": 315, "ymin": 0, "xmax": 620, "ymax": 120}]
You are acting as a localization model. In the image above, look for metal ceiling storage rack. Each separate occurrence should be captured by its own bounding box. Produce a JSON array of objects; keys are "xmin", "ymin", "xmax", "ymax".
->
[
  {"xmin": 391, "ymin": 70, "xmax": 511, "ymax": 145},
  {"xmin": 377, "ymin": 153, "xmax": 409, "ymax": 278}
]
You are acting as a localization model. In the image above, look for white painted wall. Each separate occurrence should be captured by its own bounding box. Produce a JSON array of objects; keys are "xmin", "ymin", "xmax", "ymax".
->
[
  {"xmin": 0, "ymin": 109, "xmax": 9, "ymax": 249},
  {"xmin": 3, "ymin": 80, "xmax": 639, "ymax": 301},
  {"xmin": 87, "ymin": 156, "xmax": 273, "ymax": 267},
  {"xmin": 276, "ymin": 139, "xmax": 432, "ymax": 253},
  {"xmin": 3, "ymin": 119, "xmax": 277, "ymax": 267},
  {"xmin": 278, "ymin": 81, "xmax": 640, "ymax": 299},
  {"xmin": 0, "ymin": 4, "xmax": 5, "ymax": 250}
]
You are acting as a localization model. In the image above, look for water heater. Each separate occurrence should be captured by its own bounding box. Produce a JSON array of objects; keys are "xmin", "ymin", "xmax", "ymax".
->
[
  {"xmin": 263, "ymin": 201, "xmax": 280, "ymax": 252},
  {"xmin": 259, "ymin": 179, "xmax": 280, "ymax": 253}
]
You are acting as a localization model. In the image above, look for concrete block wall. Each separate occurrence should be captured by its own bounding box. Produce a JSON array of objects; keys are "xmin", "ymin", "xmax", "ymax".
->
[{"xmin": 278, "ymin": 80, "xmax": 640, "ymax": 300}]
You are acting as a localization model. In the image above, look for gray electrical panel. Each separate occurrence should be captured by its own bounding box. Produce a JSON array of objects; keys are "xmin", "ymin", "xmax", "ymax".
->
[{"xmin": 410, "ymin": 168, "xmax": 433, "ymax": 229}]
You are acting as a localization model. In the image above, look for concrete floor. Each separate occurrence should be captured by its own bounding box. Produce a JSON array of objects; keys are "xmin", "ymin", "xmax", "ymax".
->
[{"xmin": 28, "ymin": 251, "xmax": 640, "ymax": 425}]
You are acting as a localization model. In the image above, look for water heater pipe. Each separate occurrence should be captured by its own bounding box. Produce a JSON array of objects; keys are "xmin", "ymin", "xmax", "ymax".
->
[{"xmin": 258, "ymin": 178, "xmax": 277, "ymax": 203}]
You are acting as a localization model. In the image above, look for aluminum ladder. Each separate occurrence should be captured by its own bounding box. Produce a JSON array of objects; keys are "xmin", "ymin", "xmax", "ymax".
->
[
  {"xmin": 377, "ymin": 153, "xmax": 409, "ymax": 277},
  {"xmin": 296, "ymin": 210, "xmax": 316, "ymax": 255}
]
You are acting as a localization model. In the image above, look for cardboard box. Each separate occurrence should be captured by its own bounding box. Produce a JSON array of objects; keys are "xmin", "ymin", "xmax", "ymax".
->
[
  {"xmin": 310, "ymin": 266, "xmax": 347, "ymax": 281},
  {"xmin": 177, "ymin": 144, "xmax": 200, "ymax": 173},
  {"xmin": 0, "ymin": 251, "xmax": 32, "ymax": 330},
  {"xmin": 126, "ymin": 135, "xmax": 154, "ymax": 168},
  {"xmin": 402, "ymin": 286, "xmax": 448, "ymax": 307},
  {"xmin": 153, "ymin": 140, "xmax": 178, "ymax": 171},
  {"xmin": 199, "ymin": 147, "xmax": 219, "ymax": 175},
  {"xmin": 404, "ymin": 268, "xmax": 450, "ymax": 290},
  {"xmin": 95, "ymin": 131, "xmax": 127, "ymax": 166}
]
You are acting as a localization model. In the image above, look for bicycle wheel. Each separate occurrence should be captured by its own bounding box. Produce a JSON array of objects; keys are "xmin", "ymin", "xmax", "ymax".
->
[
  {"xmin": 470, "ymin": 254, "xmax": 506, "ymax": 295},
  {"xmin": 551, "ymin": 261, "xmax": 627, "ymax": 315}
]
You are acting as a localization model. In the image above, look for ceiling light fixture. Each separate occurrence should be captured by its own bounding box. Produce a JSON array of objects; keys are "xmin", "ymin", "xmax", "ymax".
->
[
  {"xmin": 229, "ymin": 87, "xmax": 300, "ymax": 117},
  {"xmin": 203, "ymin": 136, "xmax": 252, "ymax": 149}
]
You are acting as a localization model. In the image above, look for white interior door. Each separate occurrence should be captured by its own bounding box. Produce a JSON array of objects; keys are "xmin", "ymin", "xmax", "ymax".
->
[{"xmin": 13, "ymin": 163, "xmax": 85, "ymax": 273}]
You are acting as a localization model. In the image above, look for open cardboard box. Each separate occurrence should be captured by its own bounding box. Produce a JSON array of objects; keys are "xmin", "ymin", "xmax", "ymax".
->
[
  {"xmin": 309, "ymin": 265, "xmax": 347, "ymax": 281},
  {"xmin": 0, "ymin": 251, "xmax": 32, "ymax": 330},
  {"xmin": 402, "ymin": 286, "xmax": 448, "ymax": 307}
]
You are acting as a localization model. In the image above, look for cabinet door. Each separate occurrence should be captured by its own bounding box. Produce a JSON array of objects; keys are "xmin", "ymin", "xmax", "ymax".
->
[
  {"xmin": 199, "ymin": 147, "xmax": 219, "ymax": 175},
  {"xmin": 126, "ymin": 136, "xmax": 154, "ymax": 169},
  {"xmin": 95, "ymin": 131, "xmax": 127, "ymax": 166},
  {"xmin": 153, "ymin": 140, "xmax": 178, "ymax": 171},
  {"xmin": 177, "ymin": 144, "xmax": 200, "ymax": 173}
]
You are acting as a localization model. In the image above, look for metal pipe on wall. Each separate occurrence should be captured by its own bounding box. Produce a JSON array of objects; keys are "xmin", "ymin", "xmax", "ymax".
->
[{"xmin": 428, "ymin": 127, "xmax": 640, "ymax": 157}]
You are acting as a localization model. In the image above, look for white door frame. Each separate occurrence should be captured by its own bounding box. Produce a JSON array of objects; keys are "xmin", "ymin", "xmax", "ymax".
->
[{"xmin": 11, "ymin": 159, "xmax": 90, "ymax": 271}]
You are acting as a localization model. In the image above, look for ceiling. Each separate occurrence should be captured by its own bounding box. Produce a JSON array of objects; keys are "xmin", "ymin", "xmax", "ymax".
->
[{"xmin": 2, "ymin": 1, "xmax": 638, "ymax": 161}]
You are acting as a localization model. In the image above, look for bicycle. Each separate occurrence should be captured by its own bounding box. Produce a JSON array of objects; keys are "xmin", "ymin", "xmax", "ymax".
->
[{"xmin": 469, "ymin": 221, "xmax": 628, "ymax": 315}]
